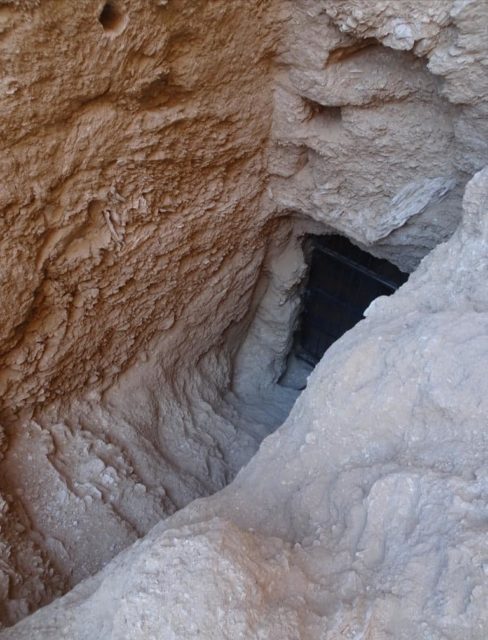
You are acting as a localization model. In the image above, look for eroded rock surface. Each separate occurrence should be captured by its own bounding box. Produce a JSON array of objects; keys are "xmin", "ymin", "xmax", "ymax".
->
[
  {"xmin": 0, "ymin": 0, "xmax": 279, "ymax": 624},
  {"xmin": 271, "ymin": 0, "xmax": 488, "ymax": 271},
  {"xmin": 5, "ymin": 167, "xmax": 488, "ymax": 639},
  {"xmin": 0, "ymin": 0, "xmax": 487, "ymax": 637}
]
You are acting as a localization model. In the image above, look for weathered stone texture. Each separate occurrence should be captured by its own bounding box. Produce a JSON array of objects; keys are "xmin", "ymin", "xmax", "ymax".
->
[
  {"xmin": 271, "ymin": 0, "xmax": 488, "ymax": 270},
  {"xmin": 0, "ymin": 0, "xmax": 277, "ymax": 414},
  {"xmin": 0, "ymin": 0, "xmax": 488, "ymax": 637},
  {"xmin": 0, "ymin": 0, "xmax": 279, "ymax": 625}
]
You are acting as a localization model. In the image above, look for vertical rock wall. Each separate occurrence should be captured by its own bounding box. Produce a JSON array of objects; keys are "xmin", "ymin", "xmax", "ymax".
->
[
  {"xmin": 0, "ymin": 0, "xmax": 280, "ymax": 625},
  {"xmin": 0, "ymin": 0, "xmax": 276, "ymax": 415}
]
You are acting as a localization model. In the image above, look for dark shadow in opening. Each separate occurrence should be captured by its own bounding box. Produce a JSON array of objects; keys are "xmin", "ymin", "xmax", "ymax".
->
[
  {"xmin": 99, "ymin": 2, "xmax": 125, "ymax": 33},
  {"xmin": 283, "ymin": 235, "xmax": 408, "ymax": 386}
]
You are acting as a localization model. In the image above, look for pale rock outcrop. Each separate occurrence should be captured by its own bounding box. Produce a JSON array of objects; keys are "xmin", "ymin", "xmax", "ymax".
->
[
  {"xmin": 270, "ymin": 0, "xmax": 488, "ymax": 271},
  {"xmin": 4, "ymin": 166, "xmax": 488, "ymax": 639}
]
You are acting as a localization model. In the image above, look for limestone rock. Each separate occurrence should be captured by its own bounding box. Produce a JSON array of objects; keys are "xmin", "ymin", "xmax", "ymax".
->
[
  {"xmin": 5, "ymin": 167, "xmax": 488, "ymax": 639},
  {"xmin": 0, "ymin": 0, "xmax": 488, "ymax": 637}
]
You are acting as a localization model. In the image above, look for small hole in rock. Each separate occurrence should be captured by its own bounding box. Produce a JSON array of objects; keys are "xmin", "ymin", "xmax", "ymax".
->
[{"xmin": 99, "ymin": 2, "xmax": 125, "ymax": 33}]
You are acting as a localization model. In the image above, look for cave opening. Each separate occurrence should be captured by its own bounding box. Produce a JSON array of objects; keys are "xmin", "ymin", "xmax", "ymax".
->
[{"xmin": 280, "ymin": 234, "xmax": 409, "ymax": 389}]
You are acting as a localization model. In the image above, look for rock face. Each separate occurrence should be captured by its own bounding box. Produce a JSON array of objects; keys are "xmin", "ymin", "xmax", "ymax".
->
[
  {"xmin": 271, "ymin": 0, "xmax": 488, "ymax": 271},
  {"xmin": 0, "ymin": 0, "xmax": 279, "ymax": 624},
  {"xmin": 0, "ymin": 0, "xmax": 488, "ymax": 637},
  {"xmin": 5, "ymin": 168, "xmax": 488, "ymax": 639},
  {"xmin": 0, "ymin": 0, "xmax": 277, "ymax": 413}
]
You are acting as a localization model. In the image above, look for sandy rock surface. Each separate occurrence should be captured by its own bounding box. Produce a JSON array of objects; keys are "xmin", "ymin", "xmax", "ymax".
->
[
  {"xmin": 0, "ymin": 0, "xmax": 280, "ymax": 624},
  {"xmin": 0, "ymin": 0, "xmax": 487, "ymax": 637}
]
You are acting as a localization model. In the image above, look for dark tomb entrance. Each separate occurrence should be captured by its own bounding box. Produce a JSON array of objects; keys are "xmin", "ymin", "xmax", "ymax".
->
[{"xmin": 294, "ymin": 235, "xmax": 408, "ymax": 367}]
